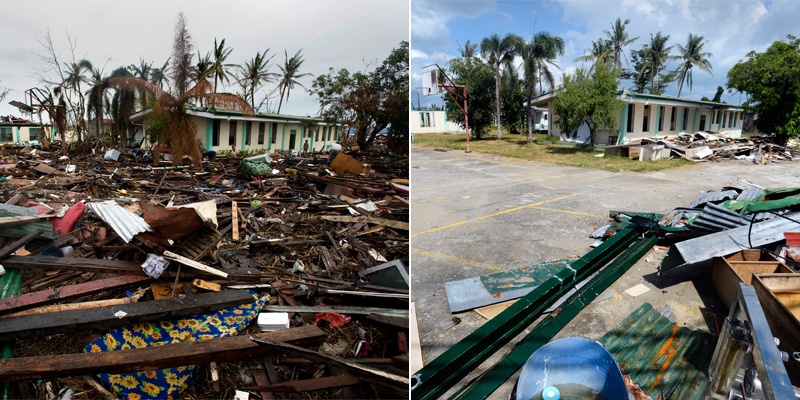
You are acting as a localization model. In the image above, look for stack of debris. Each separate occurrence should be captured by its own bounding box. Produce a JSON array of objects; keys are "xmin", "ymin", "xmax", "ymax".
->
[
  {"xmin": 605, "ymin": 132, "xmax": 799, "ymax": 162},
  {"xmin": 0, "ymin": 145, "xmax": 409, "ymax": 399}
]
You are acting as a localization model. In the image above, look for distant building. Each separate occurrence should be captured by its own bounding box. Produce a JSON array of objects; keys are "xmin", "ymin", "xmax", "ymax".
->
[
  {"xmin": 529, "ymin": 91, "xmax": 744, "ymax": 145},
  {"xmin": 0, "ymin": 116, "xmax": 51, "ymax": 145},
  {"xmin": 131, "ymin": 107, "xmax": 341, "ymax": 153},
  {"xmin": 410, "ymin": 109, "xmax": 463, "ymax": 134}
]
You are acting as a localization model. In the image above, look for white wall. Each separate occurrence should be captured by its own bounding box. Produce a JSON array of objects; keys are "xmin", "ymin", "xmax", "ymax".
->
[{"xmin": 410, "ymin": 110, "xmax": 462, "ymax": 134}]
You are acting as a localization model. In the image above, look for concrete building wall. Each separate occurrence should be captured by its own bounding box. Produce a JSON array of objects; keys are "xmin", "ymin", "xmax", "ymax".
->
[
  {"xmin": 0, "ymin": 125, "xmax": 53, "ymax": 144},
  {"xmin": 190, "ymin": 115, "xmax": 339, "ymax": 154},
  {"xmin": 410, "ymin": 110, "xmax": 461, "ymax": 134}
]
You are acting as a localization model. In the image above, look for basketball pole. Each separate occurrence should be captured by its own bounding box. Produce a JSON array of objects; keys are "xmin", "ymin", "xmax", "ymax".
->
[{"xmin": 436, "ymin": 65, "xmax": 471, "ymax": 153}]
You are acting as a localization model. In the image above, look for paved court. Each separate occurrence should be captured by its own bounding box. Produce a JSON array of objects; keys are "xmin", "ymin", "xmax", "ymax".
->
[{"xmin": 409, "ymin": 144, "xmax": 800, "ymax": 397}]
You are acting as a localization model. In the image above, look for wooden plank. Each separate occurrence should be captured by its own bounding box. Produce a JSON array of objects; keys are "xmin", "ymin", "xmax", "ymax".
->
[
  {"xmin": 0, "ymin": 325, "xmax": 325, "ymax": 382},
  {"xmin": 242, "ymin": 374, "xmax": 361, "ymax": 393},
  {"xmin": 0, "ymin": 275, "xmax": 151, "ymax": 315},
  {"xmin": 162, "ymin": 250, "xmax": 228, "ymax": 278},
  {"xmin": 0, "ymin": 229, "xmax": 43, "ymax": 261},
  {"xmin": 318, "ymin": 215, "xmax": 408, "ymax": 230},
  {"xmin": 0, "ymin": 290, "xmax": 255, "ymax": 341},
  {"xmin": 2, "ymin": 255, "xmax": 259, "ymax": 282},
  {"xmin": 2, "ymin": 294, "xmax": 144, "ymax": 318},
  {"xmin": 231, "ymin": 201, "xmax": 240, "ymax": 241},
  {"xmin": 262, "ymin": 305, "xmax": 407, "ymax": 318},
  {"xmin": 250, "ymin": 336, "xmax": 409, "ymax": 393},
  {"xmin": 366, "ymin": 314, "xmax": 409, "ymax": 329},
  {"xmin": 0, "ymin": 215, "xmax": 48, "ymax": 228},
  {"xmin": 251, "ymin": 368, "xmax": 278, "ymax": 400}
]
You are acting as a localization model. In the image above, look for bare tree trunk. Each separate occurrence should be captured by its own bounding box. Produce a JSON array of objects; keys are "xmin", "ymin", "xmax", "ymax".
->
[{"xmin": 494, "ymin": 67, "xmax": 502, "ymax": 140}]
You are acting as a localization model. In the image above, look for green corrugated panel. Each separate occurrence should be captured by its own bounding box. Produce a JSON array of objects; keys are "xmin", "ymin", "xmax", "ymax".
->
[
  {"xmin": 0, "ymin": 210, "xmax": 54, "ymax": 239},
  {"xmin": 599, "ymin": 303, "xmax": 717, "ymax": 400},
  {"xmin": 479, "ymin": 258, "xmax": 572, "ymax": 293},
  {"xmin": 0, "ymin": 268, "xmax": 21, "ymax": 399}
]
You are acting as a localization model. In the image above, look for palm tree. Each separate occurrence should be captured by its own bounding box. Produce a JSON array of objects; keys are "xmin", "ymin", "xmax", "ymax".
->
[
  {"xmin": 480, "ymin": 33, "xmax": 524, "ymax": 139},
  {"xmin": 604, "ymin": 18, "xmax": 639, "ymax": 68},
  {"xmin": 237, "ymin": 50, "xmax": 275, "ymax": 110},
  {"xmin": 675, "ymin": 33, "xmax": 713, "ymax": 97},
  {"xmin": 128, "ymin": 58, "xmax": 152, "ymax": 110},
  {"xmin": 150, "ymin": 59, "xmax": 171, "ymax": 91},
  {"xmin": 86, "ymin": 67, "xmax": 108, "ymax": 139},
  {"xmin": 574, "ymin": 39, "xmax": 612, "ymax": 67},
  {"xmin": 62, "ymin": 59, "xmax": 94, "ymax": 142},
  {"xmin": 459, "ymin": 40, "xmax": 478, "ymax": 59},
  {"xmin": 521, "ymin": 32, "xmax": 564, "ymax": 142},
  {"xmin": 211, "ymin": 38, "xmax": 234, "ymax": 93},
  {"xmin": 108, "ymin": 67, "xmax": 136, "ymax": 148},
  {"xmin": 277, "ymin": 49, "xmax": 312, "ymax": 114},
  {"xmin": 192, "ymin": 51, "xmax": 214, "ymax": 83},
  {"xmin": 639, "ymin": 32, "xmax": 678, "ymax": 94},
  {"xmin": 171, "ymin": 12, "xmax": 193, "ymax": 97}
]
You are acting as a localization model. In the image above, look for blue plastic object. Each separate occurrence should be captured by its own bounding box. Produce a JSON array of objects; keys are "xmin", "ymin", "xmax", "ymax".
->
[{"xmin": 516, "ymin": 337, "xmax": 627, "ymax": 400}]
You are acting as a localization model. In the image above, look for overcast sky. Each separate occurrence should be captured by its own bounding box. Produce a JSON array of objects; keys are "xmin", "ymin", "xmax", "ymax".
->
[
  {"xmin": 0, "ymin": 0, "xmax": 409, "ymax": 119},
  {"xmin": 411, "ymin": 0, "xmax": 796, "ymax": 108}
]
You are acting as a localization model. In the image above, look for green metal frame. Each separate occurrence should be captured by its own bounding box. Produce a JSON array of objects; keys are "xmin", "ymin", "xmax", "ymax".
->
[
  {"xmin": 452, "ymin": 234, "xmax": 658, "ymax": 399},
  {"xmin": 410, "ymin": 224, "xmax": 648, "ymax": 400}
]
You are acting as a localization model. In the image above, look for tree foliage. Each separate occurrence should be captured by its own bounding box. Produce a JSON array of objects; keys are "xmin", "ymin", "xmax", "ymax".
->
[
  {"xmin": 277, "ymin": 49, "xmax": 312, "ymax": 114},
  {"xmin": 553, "ymin": 62, "xmax": 623, "ymax": 149},
  {"xmin": 480, "ymin": 33, "xmax": 524, "ymax": 139},
  {"xmin": 675, "ymin": 33, "xmax": 713, "ymax": 97},
  {"xmin": 727, "ymin": 35, "xmax": 800, "ymax": 143},
  {"xmin": 311, "ymin": 41, "xmax": 408, "ymax": 154},
  {"xmin": 621, "ymin": 46, "xmax": 677, "ymax": 95}
]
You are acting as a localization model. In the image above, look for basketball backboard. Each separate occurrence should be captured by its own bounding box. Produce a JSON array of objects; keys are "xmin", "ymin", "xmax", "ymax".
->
[{"xmin": 421, "ymin": 65, "xmax": 439, "ymax": 96}]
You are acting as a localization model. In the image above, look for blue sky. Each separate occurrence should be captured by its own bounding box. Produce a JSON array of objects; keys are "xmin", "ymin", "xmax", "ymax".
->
[{"xmin": 411, "ymin": 0, "xmax": 795, "ymax": 109}]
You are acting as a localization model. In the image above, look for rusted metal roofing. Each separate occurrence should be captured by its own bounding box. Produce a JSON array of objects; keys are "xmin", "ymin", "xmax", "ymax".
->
[
  {"xmin": 85, "ymin": 201, "xmax": 152, "ymax": 243},
  {"xmin": 599, "ymin": 303, "xmax": 717, "ymax": 400}
]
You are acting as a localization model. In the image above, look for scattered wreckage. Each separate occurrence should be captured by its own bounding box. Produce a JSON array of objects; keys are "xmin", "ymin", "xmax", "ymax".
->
[{"xmin": 0, "ymin": 144, "xmax": 409, "ymax": 399}]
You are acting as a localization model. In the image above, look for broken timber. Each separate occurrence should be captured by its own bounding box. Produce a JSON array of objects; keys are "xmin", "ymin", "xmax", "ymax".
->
[
  {"xmin": 318, "ymin": 215, "xmax": 409, "ymax": 231},
  {"xmin": 1, "ymin": 256, "xmax": 260, "ymax": 281},
  {"xmin": 251, "ymin": 336, "xmax": 409, "ymax": 393},
  {"xmin": 242, "ymin": 374, "xmax": 362, "ymax": 393},
  {"xmin": 261, "ymin": 305, "xmax": 408, "ymax": 318},
  {"xmin": 0, "ymin": 290, "xmax": 255, "ymax": 341},
  {"xmin": 0, "ymin": 275, "xmax": 151, "ymax": 315},
  {"xmin": 0, "ymin": 325, "xmax": 325, "ymax": 382}
]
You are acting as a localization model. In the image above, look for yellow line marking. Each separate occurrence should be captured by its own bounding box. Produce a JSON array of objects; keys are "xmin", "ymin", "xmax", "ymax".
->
[
  {"xmin": 415, "ymin": 172, "xmax": 546, "ymax": 192},
  {"xmin": 476, "ymin": 193, "xmax": 576, "ymax": 220},
  {"xmin": 412, "ymin": 248, "xmax": 505, "ymax": 271},
  {"xmin": 413, "ymin": 195, "xmax": 449, "ymax": 204},
  {"xmin": 412, "ymin": 220, "xmax": 468, "ymax": 236},
  {"xmin": 413, "ymin": 193, "xmax": 577, "ymax": 237},
  {"xmin": 415, "ymin": 176, "xmax": 498, "ymax": 192},
  {"xmin": 531, "ymin": 206, "xmax": 603, "ymax": 218}
]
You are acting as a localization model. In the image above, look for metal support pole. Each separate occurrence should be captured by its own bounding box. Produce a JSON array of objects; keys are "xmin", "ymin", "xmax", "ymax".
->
[{"xmin": 410, "ymin": 224, "xmax": 647, "ymax": 400}]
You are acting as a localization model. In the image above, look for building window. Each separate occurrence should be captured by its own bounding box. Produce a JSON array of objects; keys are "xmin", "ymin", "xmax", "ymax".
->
[
  {"xmin": 245, "ymin": 121, "xmax": 252, "ymax": 146},
  {"xmin": 626, "ymin": 104, "xmax": 635, "ymax": 133},
  {"xmin": 212, "ymin": 120, "xmax": 220, "ymax": 146},
  {"xmin": 271, "ymin": 123, "xmax": 278, "ymax": 144},
  {"xmin": 642, "ymin": 104, "xmax": 650, "ymax": 132},
  {"xmin": 716, "ymin": 110, "xmax": 722, "ymax": 125},
  {"xmin": 323, "ymin": 126, "xmax": 328, "ymax": 141},
  {"xmin": 728, "ymin": 112, "xmax": 734, "ymax": 129},
  {"xmin": 608, "ymin": 135, "xmax": 618, "ymax": 145},
  {"xmin": 682, "ymin": 108, "xmax": 689, "ymax": 131},
  {"xmin": 722, "ymin": 112, "xmax": 727, "ymax": 128},
  {"xmin": 315, "ymin": 129, "xmax": 319, "ymax": 141},
  {"xmin": 544, "ymin": 114, "xmax": 548, "ymax": 121},
  {"xmin": 670, "ymin": 107, "xmax": 677, "ymax": 131},
  {"xmin": 229, "ymin": 120, "xmax": 237, "ymax": 146},
  {"xmin": 420, "ymin": 112, "xmax": 432, "ymax": 127},
  {"xmin": 29, "ymin": 127, "xmax": 43, "ymax": 142},
  {"xmin": 258, "ymin": 122, "xmax": 265, "ymax": 145},
  {"xmin": 658, "ymin": 106, "xmax": 665, "ymax": 131},
  {"xmin": 0, "ymin": 127, "xmax": 12, "ymax": 142}
]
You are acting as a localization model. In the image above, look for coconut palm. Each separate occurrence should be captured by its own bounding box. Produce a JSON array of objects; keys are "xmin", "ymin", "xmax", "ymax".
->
[
  {"xmin": 211, "ymin": 38, "xmax": 234, "ymax": 93},
  {"xmin": 129, "ymin": 58, "xmax": 152, "ymax": 110},
  {"xmin": 62, "ymin": 59, "xmax": 94, "ymax": 142},
  {"xmin": 604, "ymin": 18, "xmax": 639, "ymax": 68},
  {"xmin": 459, "ymin": 39, "xmax": 478, "ymax": 59},
  {"xmin": 86, "ymin": 67, "xmax": 109, "ymax": 139},
  {"xmin": 480, "ymin": 33, "xmax": 524, "ymax": 139},
  {"xmin": 192, "ymin": 51, "xmax": 214, "ymax": 83},
  {"xmin": 150, "ymin": 59, "xmax": 171, "ymax": 91},
  {"xmin": 171, "ymin": 12, "xmax": 193, "ymax": 97},
  {"xmin": 639, "ymin": 32, "xmax": 678, "ymax": 94},
  {"xmin": 521, "ymin": 32, "xmax": 565, "ymax": 142},
  {"xmin": 277, "ymin": 49, "xmax": 312, "ymax": 114},
  {"xmin": 675, "ymin": 33, "xmax": 713, "ymax": 97},
  {"xmin": 237, "ymin": 50, "xmax": 276, "ymax": 111},
  {"xmin": 574, "ymin": 39, "xmax": 613, "ymax": 67}
]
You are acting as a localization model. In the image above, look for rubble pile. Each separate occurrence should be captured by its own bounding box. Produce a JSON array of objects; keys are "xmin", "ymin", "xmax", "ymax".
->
[
  {"xmin": 0, "ymin": 145, "xmax": 409, "ymax": 399},
  {"xmin": 607, "ymin": 132, "xmax": 800, "ymax": 162}
]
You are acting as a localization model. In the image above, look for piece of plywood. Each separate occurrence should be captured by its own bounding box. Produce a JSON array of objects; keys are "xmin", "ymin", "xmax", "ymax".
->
[
  {"xmin": 328, "ymin": 152, "xmax": 366, "ymax": 175},
  {"xmin": 231, "ymin": 201, "xmax": 239, "ymax": 241},
  {"xmin": 0, "ymin": 325, "xmax": 325, "ymax": 382},
  {"xmin": 409, "ymin": 302, "xmax": 424, "ymax": 374},
  {"xmin": 475, "ymin": 300, "xmax": 516, "ymax": 320},
  {"xmin": 624, "ymin": 283, "xmax": 650, "ymax": 297}
]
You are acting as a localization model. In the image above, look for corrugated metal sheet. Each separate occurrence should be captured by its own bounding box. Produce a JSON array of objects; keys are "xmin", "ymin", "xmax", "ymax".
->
[
  {"xmin": 599, "ymin": 303, "xmax": 717, "ymax": 400},
  {"xmin": 85, "ymin": 201, "xmax": 152, "ymax": 243},
  {"xmin": 0, "ymin": 204, "xmax": 54, "ymax": 239},
  {"xmin": 688, "ymin": 203, "xmax": 749, "ymax": 232},
  {"xmin": 736, "ymin": 187, "xmax": 765, "ymax": 202},
  {"xmin": 689, "ymin": 190, "xmax": 738, "ymax": 208}
]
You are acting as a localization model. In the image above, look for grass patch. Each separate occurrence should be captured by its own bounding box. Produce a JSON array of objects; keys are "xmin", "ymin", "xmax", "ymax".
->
[{"xmin": 414, "ymin": 132, "xmax": 694, "ymax": 172}]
